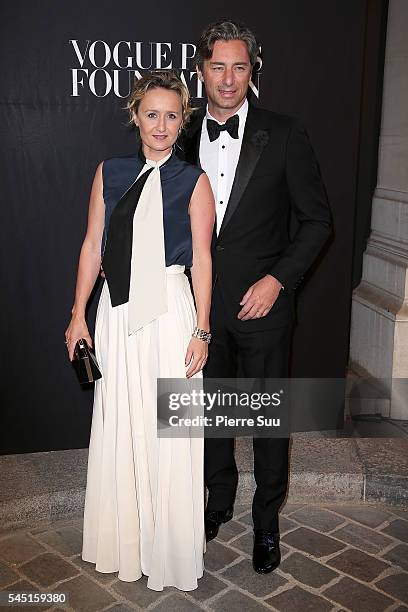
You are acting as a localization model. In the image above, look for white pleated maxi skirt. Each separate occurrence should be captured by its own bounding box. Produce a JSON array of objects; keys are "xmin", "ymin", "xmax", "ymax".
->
[{"xmin": 81, "ymin": 265, "xmax": 205, "ymax": 591}]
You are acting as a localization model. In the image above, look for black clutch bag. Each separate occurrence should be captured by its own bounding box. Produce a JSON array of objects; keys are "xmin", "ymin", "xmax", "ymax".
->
[{"xmin": 72, "ymin": 338, "xmax": 102, "ymax": 384}]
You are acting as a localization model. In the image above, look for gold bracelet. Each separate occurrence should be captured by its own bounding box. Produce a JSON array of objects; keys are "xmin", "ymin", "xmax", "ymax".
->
[{"xmin": 192, "ymin": 327, "xmax": 212, "ymax": 344}]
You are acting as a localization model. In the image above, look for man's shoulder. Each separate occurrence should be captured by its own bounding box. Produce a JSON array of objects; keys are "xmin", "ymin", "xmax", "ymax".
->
[
  {"xmin": 185, "ymin": 107, "xmax": 205, "ymax": 134},
  {"xmin": 249, "ymin": 106, "xmax": 299, "ymax": 129},
  {"xmin": 190, "ymin": 106, "xmax": 206, "ymax": 120}
]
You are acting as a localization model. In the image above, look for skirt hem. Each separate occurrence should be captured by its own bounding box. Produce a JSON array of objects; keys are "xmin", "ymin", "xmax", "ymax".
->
[{"xmin": 81, "ymin": 554, "xmax": 204, "ymax": 591}]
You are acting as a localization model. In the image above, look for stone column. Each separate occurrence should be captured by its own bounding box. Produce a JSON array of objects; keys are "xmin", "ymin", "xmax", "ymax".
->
[{"xmin": 350, "ymin": 0, "xmax": 408, "ymax": 419}]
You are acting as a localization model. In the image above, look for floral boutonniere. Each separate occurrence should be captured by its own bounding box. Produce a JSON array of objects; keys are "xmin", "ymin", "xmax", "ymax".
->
[{"xmin": 251, "ymin": 129, "xmax": 269, "ymax": 150}]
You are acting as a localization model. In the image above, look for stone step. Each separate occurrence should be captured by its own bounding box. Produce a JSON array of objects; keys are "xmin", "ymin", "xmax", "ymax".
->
[{"xmin": 1, "ymin": 436, "xmax": 407, "ymax": 531}]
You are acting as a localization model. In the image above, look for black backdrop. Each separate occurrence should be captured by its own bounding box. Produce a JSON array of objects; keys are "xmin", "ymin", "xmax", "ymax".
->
[{"xmin": 0, "ymin": 1, "xmax": 387, "ymax": 453}]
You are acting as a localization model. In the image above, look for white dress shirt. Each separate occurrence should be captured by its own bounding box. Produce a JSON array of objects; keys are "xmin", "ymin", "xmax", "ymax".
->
[{"xmin": 199, "ymin": 99, "xmax": 249, "ymax": 234}]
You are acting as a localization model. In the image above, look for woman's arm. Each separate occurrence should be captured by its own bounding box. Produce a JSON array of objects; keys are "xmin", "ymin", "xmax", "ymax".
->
[
  {"xmin": 65, "ymin": 162, "xmax": 105, "ymax": 360},
  {"xmin": 185, "ymin": 172, "xmax": 215, "ymax": 378}
]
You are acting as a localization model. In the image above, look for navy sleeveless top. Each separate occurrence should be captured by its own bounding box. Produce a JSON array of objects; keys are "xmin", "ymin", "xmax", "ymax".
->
[{"xmin": 102, "ymin": 149, "xmax": 204, "ymax": 269}]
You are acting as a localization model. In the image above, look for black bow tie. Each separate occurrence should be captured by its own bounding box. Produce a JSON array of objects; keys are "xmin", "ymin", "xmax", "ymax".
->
[{"xmin": 206, "ymin": 114, "xmax": 239, "ymax": 142}]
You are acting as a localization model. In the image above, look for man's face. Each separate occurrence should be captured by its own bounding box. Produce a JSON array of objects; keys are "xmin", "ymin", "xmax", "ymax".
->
[{"xmin": 197, "ymin": 40, "xmax": 252, "ymax": 116}]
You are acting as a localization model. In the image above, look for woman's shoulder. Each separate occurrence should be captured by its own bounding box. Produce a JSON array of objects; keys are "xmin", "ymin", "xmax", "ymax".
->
[
  {"xmin": 101, "ymin": 154, "xmax": 142, "ymax": 184},
  {"xmin": 102, "ymin": 153, "xmax": 139, "ymax": 171},
  {"xmin": 100, "ymin": 154, "xmax": 143, "ymax": 200},
  {"xmin": 171, "ymin": 154, "xmax": 205, "ymax": 180}
]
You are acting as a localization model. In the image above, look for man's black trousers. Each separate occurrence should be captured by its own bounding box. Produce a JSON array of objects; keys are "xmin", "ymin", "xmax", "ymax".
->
[{"xmin": 204, "ymin": 283, "xmax": 291, "ymax": 532}]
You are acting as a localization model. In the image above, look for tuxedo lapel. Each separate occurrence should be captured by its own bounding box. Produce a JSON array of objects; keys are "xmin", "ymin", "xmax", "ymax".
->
[
  {"xmin": 183, "ymin": 109, "xmax": 205, "ymax": 166},
  {"xmin": 219, "ymin": 106, "xmax": 270, "ymax": 237}
]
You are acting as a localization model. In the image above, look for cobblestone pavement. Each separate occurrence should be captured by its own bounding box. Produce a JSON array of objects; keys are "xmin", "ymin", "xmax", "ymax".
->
[{"xmin": 0, "ymin": 502, "xmax": 407, "ymax": 611}]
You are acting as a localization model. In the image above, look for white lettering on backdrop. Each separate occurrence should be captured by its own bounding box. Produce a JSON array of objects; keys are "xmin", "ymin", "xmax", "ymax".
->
[{"xmin": 69, "ymin": 40, "xmax": 262, "ymax": 99}]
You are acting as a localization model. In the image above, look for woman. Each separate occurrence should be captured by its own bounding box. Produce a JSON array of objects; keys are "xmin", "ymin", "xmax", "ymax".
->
[{"xmin": 65, "ymin": 71, "xmax": 215, "ymax": 591}]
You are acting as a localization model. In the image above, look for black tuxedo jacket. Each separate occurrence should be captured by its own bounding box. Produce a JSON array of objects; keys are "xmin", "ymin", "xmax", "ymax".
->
[{"xmin": 180, "ymin": 104, "xmax": 332, "ymax": 330}]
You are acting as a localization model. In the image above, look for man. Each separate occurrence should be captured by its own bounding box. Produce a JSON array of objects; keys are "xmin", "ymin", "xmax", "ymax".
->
[{"xmin": 181, "ymin": 20, "xmax": 332, "ymax": 574}]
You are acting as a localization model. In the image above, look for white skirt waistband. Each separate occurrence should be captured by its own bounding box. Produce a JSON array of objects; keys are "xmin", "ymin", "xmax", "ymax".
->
[{"xmin": 165, "ymin": 265, "xmax": 186, "ymax": 275}]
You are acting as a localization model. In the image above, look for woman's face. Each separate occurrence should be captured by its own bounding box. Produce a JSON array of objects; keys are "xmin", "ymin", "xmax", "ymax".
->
[{"xmin": 134, "ymin": 87, "xmax": 183, "ymax": 159}]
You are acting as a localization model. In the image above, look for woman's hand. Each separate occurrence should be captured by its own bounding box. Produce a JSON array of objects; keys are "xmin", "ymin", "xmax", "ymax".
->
[
  {"xmin": 65, "ymin": 316, "xmax": 93, "ymax": 362},
  {"xmin": 185, "ymin": 337, "xmax": 208, "ymax": 378}
]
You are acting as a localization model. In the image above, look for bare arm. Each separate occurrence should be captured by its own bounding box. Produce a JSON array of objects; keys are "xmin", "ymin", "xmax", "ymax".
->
[
  {"xmin": 190, "ymin": 173, "xmax": 215, "ymax": 331},
  {"xmin": 185, "ymin": 172, "xmax": 215, "ymax": 377},
  {"xmin": 65, "ymin": 162, "xmax": 105, "ymax": 360}
]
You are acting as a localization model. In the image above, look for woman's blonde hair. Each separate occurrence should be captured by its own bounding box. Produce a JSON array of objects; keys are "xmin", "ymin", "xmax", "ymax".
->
[{"xmin": 126, "ymin": 70, "xmax": 194, "ymax": 130}]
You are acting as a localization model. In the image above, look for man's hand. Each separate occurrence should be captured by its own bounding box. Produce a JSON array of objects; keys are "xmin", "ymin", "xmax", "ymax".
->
[{"xmin": 237, "ymin": 275, "xmax": 282, "ymax": 321}]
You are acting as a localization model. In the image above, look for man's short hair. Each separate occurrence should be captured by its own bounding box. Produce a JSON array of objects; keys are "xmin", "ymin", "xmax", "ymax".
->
[{"xmin": 195, "ymin": 19, "xmax": 258, "ymax": 69}]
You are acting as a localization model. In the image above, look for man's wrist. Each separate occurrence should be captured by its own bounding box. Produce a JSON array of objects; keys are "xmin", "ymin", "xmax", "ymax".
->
[{"xmin": 265, "ymin": 274, "xmax": 284, "ymax": 291}]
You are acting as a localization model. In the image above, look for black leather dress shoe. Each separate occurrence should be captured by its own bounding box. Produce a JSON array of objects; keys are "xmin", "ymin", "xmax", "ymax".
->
[
  {"xmin": 252, "ymin": 529, "xmax": 281, "ymax": 573},
  {"xmin": 205, "ymin": 507, "xmax": 233, "ymax": 542}
]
